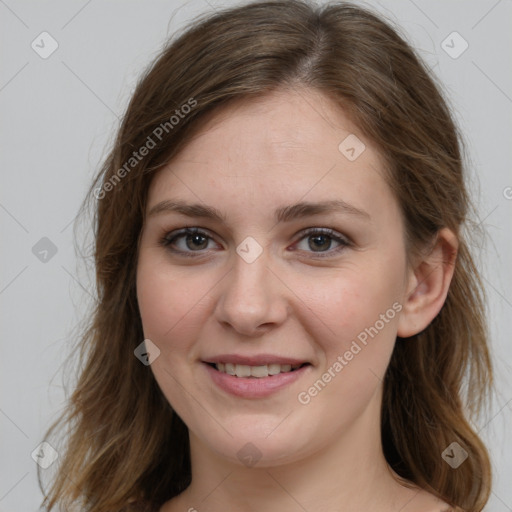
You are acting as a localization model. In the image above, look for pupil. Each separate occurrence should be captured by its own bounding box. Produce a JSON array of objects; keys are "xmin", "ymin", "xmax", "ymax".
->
[
  {"xmin": 309, "ymin": 234, "xmax": 330, "ymax": 251},
  {"xmin": 187, "ymin": 234, "xmax": 207, "ymax": 250}
]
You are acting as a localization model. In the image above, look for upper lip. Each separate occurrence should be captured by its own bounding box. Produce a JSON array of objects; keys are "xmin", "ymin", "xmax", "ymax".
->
[{"xmin": 203, "ymin": 354, "xmax": 310, "ymax": 366}]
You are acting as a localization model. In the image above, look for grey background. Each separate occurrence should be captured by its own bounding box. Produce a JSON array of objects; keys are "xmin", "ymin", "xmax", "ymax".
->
[{"xmin": 1, "ymin": 0, "xmax": 511, "ymax": 510}]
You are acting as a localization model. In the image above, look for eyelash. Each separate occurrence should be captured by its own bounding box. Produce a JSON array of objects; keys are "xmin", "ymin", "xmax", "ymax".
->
[{"xmin": 159, "ymin": 227, "xmax": 351, "ymax": 259}]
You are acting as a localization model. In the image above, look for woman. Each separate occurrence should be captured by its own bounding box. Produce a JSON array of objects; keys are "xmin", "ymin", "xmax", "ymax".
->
[{"xmin": 40, "ymin": 1, "xmax": 493, "ymax": 511}]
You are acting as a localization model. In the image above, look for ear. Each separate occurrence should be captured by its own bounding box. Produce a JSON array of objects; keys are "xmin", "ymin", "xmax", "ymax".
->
[{"xmin": 397, "ymin": 228, "xmax": 458, "ymax": 338}]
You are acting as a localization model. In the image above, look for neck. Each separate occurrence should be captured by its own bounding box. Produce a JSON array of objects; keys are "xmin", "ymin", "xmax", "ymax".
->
[{"xmin": 169, "ymin": 387, "xmax": 419, "ymax": 512}]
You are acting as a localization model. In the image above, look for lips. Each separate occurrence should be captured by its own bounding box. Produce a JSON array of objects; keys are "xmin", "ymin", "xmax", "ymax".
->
[{"xmin": 201, "ymin": 354, "xmax": 312, "ymax": 398}]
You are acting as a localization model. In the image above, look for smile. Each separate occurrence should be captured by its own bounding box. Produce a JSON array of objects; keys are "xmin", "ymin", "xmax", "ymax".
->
[
  {"xmin": 202, "ymin": 359, "xmax": 312, "ymax": 398},
  {"xmin": 209, "ymin": 362, "xmax": 307, "ymax": 378}
]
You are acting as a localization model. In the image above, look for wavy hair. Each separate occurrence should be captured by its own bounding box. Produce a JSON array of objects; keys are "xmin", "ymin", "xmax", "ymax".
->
[{"xmin": 40, "ymin": 1, "xmax": 493, "ymax": 511}]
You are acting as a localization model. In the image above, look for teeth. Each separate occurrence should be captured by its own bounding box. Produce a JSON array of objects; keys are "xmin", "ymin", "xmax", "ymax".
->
[
  {"xmin": 214, "ymin": 362, "xmax": 303, "ymax": 378},
  {"xmin": 235, "ymin": 364, "xmax": 251, "ymax": 378},
  {"xmin": 251, "ymin": 365, "xmax": 268, "ymax": 377},
  {"xmin": 268, "ymin": 363, "xmax": 281, "ymax": 375}
]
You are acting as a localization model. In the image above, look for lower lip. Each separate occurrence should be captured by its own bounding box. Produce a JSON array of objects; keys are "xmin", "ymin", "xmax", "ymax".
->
[{"xmin": 203, "ymin": 363, "xmax": 311, "ymax": 398}]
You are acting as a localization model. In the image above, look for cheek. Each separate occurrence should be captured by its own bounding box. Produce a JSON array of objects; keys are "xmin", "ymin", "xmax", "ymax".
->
[
  {"xmin": 298, "ymin": 258, "xmax": 404, "ymax": 397},
  {"xmin": 136, "ymin": 255, "xmax": 209, "ymax": 353},
  {"xmin": 136, "ymin": 257, "xmax": 212, "ymax": 410},
  {"xmin": 303, "ymin": 265, "xmax": 402, "ymax": 341},
  {"xmin": 295, "ymin": 274, "xmax": 401, "ymax": 421}
]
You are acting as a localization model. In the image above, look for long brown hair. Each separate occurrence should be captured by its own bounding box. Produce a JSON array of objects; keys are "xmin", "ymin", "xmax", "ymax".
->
[{"xmin": 40, "ymin": 1, "xmax": 493, "ymax": 510}]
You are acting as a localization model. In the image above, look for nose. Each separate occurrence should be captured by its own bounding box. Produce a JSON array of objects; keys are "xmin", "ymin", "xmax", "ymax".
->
[{"xmin": 213, "ymin": 246, "xmax": 289, "ymax": 337}]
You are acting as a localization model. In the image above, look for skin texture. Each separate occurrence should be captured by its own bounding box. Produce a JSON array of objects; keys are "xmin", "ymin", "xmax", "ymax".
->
[{"xmin": 136, "ymin": 88, "xmax": 458, "ymax": 512}]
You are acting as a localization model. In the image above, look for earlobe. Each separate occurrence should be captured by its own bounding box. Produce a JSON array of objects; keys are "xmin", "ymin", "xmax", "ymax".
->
[{"xmin": 397, "ymin": 228, "xmax": 458, "ymax": 338}]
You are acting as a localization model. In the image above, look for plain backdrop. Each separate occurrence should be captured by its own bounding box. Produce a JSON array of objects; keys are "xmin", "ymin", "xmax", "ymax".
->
[{"xmin": 1, "ymin": 1, "xmax": 511, "ymax": 510}]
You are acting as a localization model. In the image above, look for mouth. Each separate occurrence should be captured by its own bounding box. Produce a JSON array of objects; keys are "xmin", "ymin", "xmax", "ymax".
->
[
  {"xmin": 205, "ymin": 362, "xmax": 310, "ymax": 378},
  {"xmin": 202, "ymin": 357, "xmax": 313, "ymax": 398}
]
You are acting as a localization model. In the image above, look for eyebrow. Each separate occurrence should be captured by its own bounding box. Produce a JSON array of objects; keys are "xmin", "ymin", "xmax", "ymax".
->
[{"xmin": 147, "ymin": 199, "xmax": 371, "ymax": 223}]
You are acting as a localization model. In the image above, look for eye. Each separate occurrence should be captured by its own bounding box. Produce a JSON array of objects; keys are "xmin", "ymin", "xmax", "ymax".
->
[
  {"xmin": 160, "ymin": 226, "xmax": 351, "ymax": 259},
  {"xmin": 160, "ymin": 227, "xmax": 219, "ymax": 256},
  {"xmin": 292, "ymin": 228, "xmax": 350, "ymax": 257}
]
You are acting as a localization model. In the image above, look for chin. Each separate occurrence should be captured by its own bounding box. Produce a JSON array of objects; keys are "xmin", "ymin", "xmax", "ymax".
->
[{"xmin": 189, "ymin": 414, "xmax": 320, "ymax": 469}]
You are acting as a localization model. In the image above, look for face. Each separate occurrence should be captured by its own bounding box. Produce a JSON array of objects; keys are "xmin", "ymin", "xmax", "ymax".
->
[{"xmin": 136, "ymin": 88, "xmax": 411, "ymax": 467}]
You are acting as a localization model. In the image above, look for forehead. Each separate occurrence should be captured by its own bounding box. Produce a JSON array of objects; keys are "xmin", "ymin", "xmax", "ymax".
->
[{"xmin": 147, "ymin": 88, "xmax": 395, "ymax": 222}]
